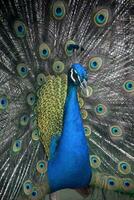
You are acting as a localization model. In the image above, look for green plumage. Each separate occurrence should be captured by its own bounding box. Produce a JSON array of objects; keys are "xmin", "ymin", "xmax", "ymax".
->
[{"xmin": 36, "ymin": 74, "xmax": 67, "ymax": 157}]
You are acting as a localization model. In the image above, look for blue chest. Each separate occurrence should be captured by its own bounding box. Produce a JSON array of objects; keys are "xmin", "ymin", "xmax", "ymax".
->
[{"xmin": 47, "ymin": 85, "xmax": 92, "ymax": 192}]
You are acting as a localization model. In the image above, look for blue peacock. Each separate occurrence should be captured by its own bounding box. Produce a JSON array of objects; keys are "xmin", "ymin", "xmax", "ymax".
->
[{"xmin": 0, "ymin": 0, "xmax": 134, "ymax": 200}]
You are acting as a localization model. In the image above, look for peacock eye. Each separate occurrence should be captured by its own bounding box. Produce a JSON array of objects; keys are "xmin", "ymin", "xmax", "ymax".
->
[
  {"xmin": 39, "ymin": 43, "xmax": 51, "ymax": 60},
  {"xmin": 81, "ymin": 109, "xmax": 88, "ymax": 120},
  {"xmin": 13, "ymin": 139, "xmax": 22, "ymax": 152},
  {"xmin": 88, "ymin": 57, "xmax": 103, "ymax": 71},
  {"xmin": 17, "ymin": 63, "xmax": 29, "ymax": 78},
  {"xmin": 124, "ymin": 180, "xmax": 130, "ymax": 187},
  {"xmin": 78, "ymin": 97, "xmax": 84, "ymax": 108},
  {"xmin": 31, "ymin": 189, "xmax": 38, "ymax": 198},
  {"xmin": 84, "ymin": 125, "xmax": 91, "ymax": 137},
  {"xmin": 122, "ymin": 178, "xmax": 133, "ymax": 191},
  {"xmin": 108, "ymin": 179, "xmax": 115, "ymax": 186},
  {"xmin": 123, "ymin": 80, "xmax": 134, "ymax": 92},
  {"xmin": 23, "ymin": 180, "xmax": 33, "ymax": 195},
  {"xmin": 81, "ymin": 85, "xmax": 93, "ymax": 97},
  {"xmin": 106, "ymin": 176, "xmax": 118, "ymax": 190},
  {"xmin": 20, "ymin": 114, "xmax": 29, "ymax": 126},
  {"xmin": 14, "ymin": 20, "xmax": 27, "ymax": 38},
  {"xmin": 52, "ymin": 60, "xmax": 65, "ymax": 74},
  {"xmin": 37, "ymin": 73, "xmax": 46, "ymax": 86},
  {"xmin": 90, "ymin": 155, "xmax": 101, "ymax": 168},
  {"xmin": 36, "ymin": 160, "xmax": 47, "ymax": 174},
  {"xmin": 52, "ymin": 1, "xmax": 66, "ymax": 20},
  {"xmin": 32, "ymin": 129, "xmax": 40, "ymax": 141},
  {"xmin": 94, "ymin": 9, "xmax": 110, "ymax": 27},
  {"xmin": 65, "ymin": 40, "xmax": 76, "ymax": 56},
  {"xmin": 27, "ymin": 93, "xmax": 36, "ymax": 106},
  {"xmin": 110, "ymin": 126, "xmax": 122, "ymax": 136},
  {"xmin": 0, "ymin": 96, "xmax": 8, "ymax": 110},
  {"xmin": 95, "ymin": 103, "xmax": 107, "ymax": 115},
  {"xmin": 30, "ymin": 116, "xmax": 37, "ymax": 129},
  {"xmin": 118, "ymin": 161, "xmax": 131, "ymax": 175}
]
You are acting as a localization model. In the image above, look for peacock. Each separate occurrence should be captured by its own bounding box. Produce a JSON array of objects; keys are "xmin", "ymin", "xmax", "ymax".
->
[{"xmin": 0, "ymin": 0, "xmax": 134, "ymax": 200}]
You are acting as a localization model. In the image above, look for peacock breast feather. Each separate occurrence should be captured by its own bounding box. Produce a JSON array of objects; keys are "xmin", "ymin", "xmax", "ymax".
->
[
  {"xmin": 36, "ymin": 73, "xmax": 85, "ymax": 157},
  {"xmin": 36, "ymin": 74, "xmax": 67, "ymax": 157}
]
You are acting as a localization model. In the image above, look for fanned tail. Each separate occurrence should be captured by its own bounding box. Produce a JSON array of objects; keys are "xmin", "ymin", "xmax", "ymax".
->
[{"xmin": 0, "ymin": 0, "xmax": 134, "ymax": 200}]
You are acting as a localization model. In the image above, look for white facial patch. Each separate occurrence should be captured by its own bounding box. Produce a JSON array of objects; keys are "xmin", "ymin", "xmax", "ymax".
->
[
  {"xmin": 71, "ymin": 68, "xmax": 76, "ymax": 83},
  {"xmin": 78, "ymin": 75, "xmax": 81, "ymax": 84}
]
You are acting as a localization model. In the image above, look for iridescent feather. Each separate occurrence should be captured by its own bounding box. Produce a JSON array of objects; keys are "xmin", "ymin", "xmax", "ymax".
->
[{"xmin": 0, "ymin": 0, "xmax": 134, "ymax": 200}]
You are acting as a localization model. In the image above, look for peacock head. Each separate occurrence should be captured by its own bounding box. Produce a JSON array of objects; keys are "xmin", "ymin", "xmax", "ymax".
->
[{"xmin": 68, "ymin": 63, "xmax": 89, "ymax": 95}]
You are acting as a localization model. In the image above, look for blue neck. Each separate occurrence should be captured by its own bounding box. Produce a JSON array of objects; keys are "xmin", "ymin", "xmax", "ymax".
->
[
  {"xmin": 48, "ymin": 81, "xmax": 92, "ymax": 192},
  {"xmin": 60, "ymin": 84, "xmax": 84, "ymax": 143}
]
